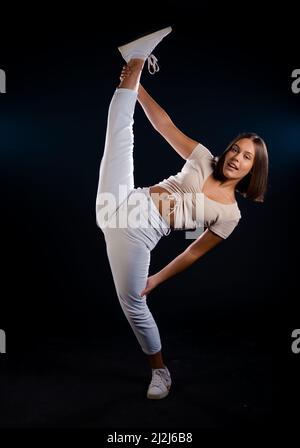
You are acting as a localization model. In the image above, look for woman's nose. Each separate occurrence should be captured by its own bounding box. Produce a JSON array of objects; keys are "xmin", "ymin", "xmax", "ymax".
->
[{"xmin": 232, "ymin": 154, "xmax": 241, "ymax": 162}]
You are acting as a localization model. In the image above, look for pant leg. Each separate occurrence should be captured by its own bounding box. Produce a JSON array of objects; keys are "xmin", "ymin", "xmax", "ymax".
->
[
  {"xmin": 103, "ymin": 224, "xmax": 162, "ymax": 355},
  {"xmin": 96, "ymin": 88, "xmax": 138, "ymax": 228}
]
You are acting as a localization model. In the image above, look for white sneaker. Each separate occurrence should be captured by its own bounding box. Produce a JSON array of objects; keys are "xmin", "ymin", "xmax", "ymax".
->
[
  {"xmin": 147, "ymin": 366, "xmax": 172, "ymax": 400},
  {"xmin": 118, "ymin": 26, "xmax": 172, "ymax": 74}
]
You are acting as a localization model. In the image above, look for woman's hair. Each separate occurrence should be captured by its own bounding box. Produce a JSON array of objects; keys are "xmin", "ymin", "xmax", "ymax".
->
[{"xmin": 212, "ymin": 132, "xmax": 269, "ymax": 202}]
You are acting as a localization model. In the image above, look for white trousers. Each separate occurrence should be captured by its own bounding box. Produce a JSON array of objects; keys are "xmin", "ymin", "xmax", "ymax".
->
[{"xmin": 95, "ymin": 88, "xmax": 171, "ymax": 355}]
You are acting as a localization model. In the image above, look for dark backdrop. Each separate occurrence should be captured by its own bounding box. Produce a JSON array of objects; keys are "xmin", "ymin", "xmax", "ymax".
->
[{"xmin": 1, "ymin": 0, "xmax": 299, "ymax": 433}]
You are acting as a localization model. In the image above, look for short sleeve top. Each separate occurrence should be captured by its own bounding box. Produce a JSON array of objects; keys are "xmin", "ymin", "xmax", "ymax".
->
[{"xmin": 156, "ymin": 143, "xmax": 241, "ymax": 238}]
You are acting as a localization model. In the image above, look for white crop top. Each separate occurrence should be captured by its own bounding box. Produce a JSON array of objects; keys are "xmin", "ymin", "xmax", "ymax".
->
[{"xmin": 156, "ymin": 143, "xmax": 242, "ymax": 239}]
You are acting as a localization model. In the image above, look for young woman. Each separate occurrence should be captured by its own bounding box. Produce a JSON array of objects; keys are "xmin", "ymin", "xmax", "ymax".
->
[{"xmin": 95, "ymin": 27, "xmax": 269, "ymax": 400}]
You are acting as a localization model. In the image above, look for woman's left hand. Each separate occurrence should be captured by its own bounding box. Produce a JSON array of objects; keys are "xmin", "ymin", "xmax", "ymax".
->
[
  {"xmin": 119, "ymin": 65, "xmax": 132, "ymax": 82},
  {"xmin": 140, "ymin": 275, "xmax": 159, "ymax": 298}
]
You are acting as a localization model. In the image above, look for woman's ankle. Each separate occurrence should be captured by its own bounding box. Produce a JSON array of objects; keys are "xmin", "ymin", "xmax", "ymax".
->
[
  {"xmin": 127, "ymin": 58, "xmax": 145, "ymax": 71},
  {"xmin": 148, "ymin": 350, "xmax": 165, "ymax": 369}
]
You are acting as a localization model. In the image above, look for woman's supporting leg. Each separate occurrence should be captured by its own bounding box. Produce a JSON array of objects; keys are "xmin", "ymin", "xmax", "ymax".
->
[
  {"xmin": 104, "ymin": 226, "xmax": 163, "ymax": 356},
  {"xmin": 107, "ymin": 227, "xmax": 165, "ymax": 367}
]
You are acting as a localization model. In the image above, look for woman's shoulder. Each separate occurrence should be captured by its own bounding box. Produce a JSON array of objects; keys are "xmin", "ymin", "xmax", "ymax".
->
[{"xmin": 187, "ymin": 142, "xmax": 215, "ymax": 162}]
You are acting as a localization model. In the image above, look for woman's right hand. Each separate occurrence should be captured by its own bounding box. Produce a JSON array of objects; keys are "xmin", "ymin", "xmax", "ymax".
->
[
  {"xmin": 119, "ymin": 65, "xmax": 132, "ymax": 82},
  {"xmin": 140, "ymin": 275, "xmax": 160, "ymax": 298}
]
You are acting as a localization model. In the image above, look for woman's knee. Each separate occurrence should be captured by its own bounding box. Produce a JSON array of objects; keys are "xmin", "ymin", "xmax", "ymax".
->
[{"xmin": 118, "ymin": 292, "xmax": 148, "ymax": 317}]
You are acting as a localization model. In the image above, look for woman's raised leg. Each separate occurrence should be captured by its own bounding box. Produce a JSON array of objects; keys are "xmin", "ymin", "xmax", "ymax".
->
[{"xmin": 95, "ymin": 59, "xmax": 144, "ymax": 228}]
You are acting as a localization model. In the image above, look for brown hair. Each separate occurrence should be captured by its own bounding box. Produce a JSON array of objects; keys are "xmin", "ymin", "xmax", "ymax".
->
[{"xmin": 212, "ymin": 132, "xmax": 269, "ymax": 202}]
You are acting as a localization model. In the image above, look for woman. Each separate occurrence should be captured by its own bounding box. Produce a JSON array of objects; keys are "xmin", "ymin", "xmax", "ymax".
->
[{"xmin": 95, "ymin": 27, "xmax": 269, "ymax": 400}]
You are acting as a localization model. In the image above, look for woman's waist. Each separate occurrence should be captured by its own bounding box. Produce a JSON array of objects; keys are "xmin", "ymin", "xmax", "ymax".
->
[
  {"xmin": 149, "ymin": 185, "xmax": 205, "ymax": 230},
  {"xmin": 149, "ymin": 185, "xmax": 179, "ymax": 229}
]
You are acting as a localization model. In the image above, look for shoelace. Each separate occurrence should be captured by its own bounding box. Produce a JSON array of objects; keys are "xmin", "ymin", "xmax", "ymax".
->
[
  {"xmin": 147, "ymin": 54, "xmax": 160, "ymax": 75},
  {"xmin": 150, "ymin": 370, "xmax": 170, "ymax": 389}
]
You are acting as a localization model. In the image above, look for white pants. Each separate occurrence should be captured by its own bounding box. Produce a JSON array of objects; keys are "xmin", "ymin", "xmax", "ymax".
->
[{"xmin": 95, "ymin": 88, "xmax": 171, "ymax": 355}]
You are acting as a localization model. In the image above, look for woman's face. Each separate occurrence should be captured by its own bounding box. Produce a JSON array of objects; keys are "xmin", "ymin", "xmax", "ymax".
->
[{"xmin": 223, "ymin": 138, "xmax": 255, "ymax": 180}]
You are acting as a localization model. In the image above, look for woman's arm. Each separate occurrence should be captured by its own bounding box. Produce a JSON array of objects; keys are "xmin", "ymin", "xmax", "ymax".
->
[
  {"xmin": 140, "ymin": 229, "xmax": 223, "ymax": 296},
  {"xmin": 137, "ymin": 84, "xmax": 171, "ymax": 129},
  {"xmin": 137, "ymin": 84, "xmax": 199, "ymax": 160}
]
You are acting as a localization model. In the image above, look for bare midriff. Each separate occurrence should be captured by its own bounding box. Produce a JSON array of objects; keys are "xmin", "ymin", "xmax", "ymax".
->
[{"xmin": 149, "ymin": 185, "xmax": 176, "ymax": 229}]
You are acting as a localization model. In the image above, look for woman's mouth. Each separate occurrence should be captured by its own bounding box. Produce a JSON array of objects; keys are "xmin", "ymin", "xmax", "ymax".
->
[{"xmin": 227, "ymin": 161, "xmax": 238, "ymax": 170}]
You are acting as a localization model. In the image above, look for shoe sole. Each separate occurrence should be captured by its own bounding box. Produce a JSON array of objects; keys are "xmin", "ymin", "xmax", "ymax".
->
[
  {"xmin": 147, "ymin": 389, "xmax": 170, "ymax": 400},
  {"xmin": 147, "ymin": 383, "xmax": 171, "ymax": 400}
]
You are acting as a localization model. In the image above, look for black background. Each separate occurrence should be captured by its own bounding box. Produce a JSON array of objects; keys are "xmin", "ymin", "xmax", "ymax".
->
[{"xmin": 0, "ymin": 0, "xmax": 299, "ymax": 436}]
